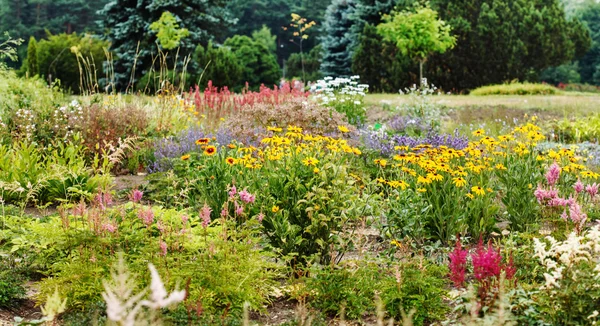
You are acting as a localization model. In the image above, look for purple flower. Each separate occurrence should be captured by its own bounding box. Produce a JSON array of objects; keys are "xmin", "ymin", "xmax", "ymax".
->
[{"xmin": 200, "ymin": 204, "xmax": 212, "ymax": 228}]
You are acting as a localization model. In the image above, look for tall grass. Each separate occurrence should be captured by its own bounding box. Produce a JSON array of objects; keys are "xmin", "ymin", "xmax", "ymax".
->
[{"xmin": 470, "ymin": 83, "xmax": 561, "ymax": 96}]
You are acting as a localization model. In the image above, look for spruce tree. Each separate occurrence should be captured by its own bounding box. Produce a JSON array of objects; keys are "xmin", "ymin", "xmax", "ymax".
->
[{"xmin": 321, "ymin": 0, "xmax": 357, "ymax": 77}]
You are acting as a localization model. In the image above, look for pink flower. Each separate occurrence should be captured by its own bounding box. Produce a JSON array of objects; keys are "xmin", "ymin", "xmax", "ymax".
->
[
  {"xmin": 130, "ymin": 189, "xmax": 144, "ymax": 203},
  {"xmin": 229, "ymin": 185, "xmax": 237, "ymax": 198},
  {"xmin": 545, "ymin": 162, "xmax": 561, "ymax": 186},
  {"xmin": 220, "ymin": 208, "xmax": 228, "ymax": 217},
  {"xmin": 235, "ymin": 202, "xmax": 244, "ymax": 216},
  {"xmin": 156, "ymin": 220, "xmax": 165, "ymax": 233},
  {"xmin": 573, "ymin": 179, "xmax": 584, "ymax": 193},
  {"xmin": 449, "ymin": 238, "xmax": 468, "ymax": 287},
  {"xmin": 239, "ymin": 189, "xmax": 256, "ymax": 204},
  {"xmin": 472, "ymin": 241, "xmax": 503, "ymax": 281},
  {"xmin": 102, "ymin": 222, "xmax": 117, "ymax": 233},
  {"xmin": 95, "ymin": 192, "xmax": 113, "ymax": 210},
  {"xmin": 200, "ymin": 204, "xmax": 212, "ymax": 228},
  {"xmin": 586, "ymin": 183, "xmax": 599, "ymax": 197},
  {"xmin": 181, "ymin": 214, "xmax": 189, "ymax": 224},
  {"xmin": 568, "ymin": 202, "xmax": 587, "ymax": 224},
  {"xmin": 138, "ymin": 208, "xmax": 154, "ymax": 226},
  {"xmin": 256, "ymin": 212, "xmax": 265, "ymax": 222},
  {"xmin": 159, "ymin": 241, "xmax": 167, "ymax": 256}
]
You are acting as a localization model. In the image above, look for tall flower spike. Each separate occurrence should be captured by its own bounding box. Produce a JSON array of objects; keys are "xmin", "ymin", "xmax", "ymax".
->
[{"xmin": 142, "ymin": 264, "xmax": 186, "ymax": 309}]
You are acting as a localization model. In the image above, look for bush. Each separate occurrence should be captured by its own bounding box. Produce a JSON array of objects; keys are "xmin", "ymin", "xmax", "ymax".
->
[
  {"xmin": 222, "ymin": 99, "xmax": 353, "ymax": 142},
  {"xmin": 223, "ymin": 35, "xmax": 281, "ymax": 88},
  {"xmin": 549, "ymin": 115, "xmax": 600, "ymax": 143},
  {"xmin": 311, "ymin": 76, "xmax": 369, "ymax": 125},
  {"xmin": 0, "ymin": 260, "xmax": 26, "ymax": 308},
  {"xmin": 470, "ymin": 83, "xmax": 562, "ymax": 95},
  {"xmin": 36, "ymin": 33, "xmax": 108, "ymax": 94},
  {"xmin": 192, "ymin": 42, "xmax": 243, "ymax": 90}
]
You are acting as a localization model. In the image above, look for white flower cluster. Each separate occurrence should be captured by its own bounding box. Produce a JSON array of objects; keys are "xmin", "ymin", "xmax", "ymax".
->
[
  {"xmin": 53, "ymin": 100, "xmax": 84, "ymax": 138},
  {"xmin": 311, "ymin": 76, "xmax": 369, "ymax": 106},
  {"xmin": 397, "ymin": 78, "xmax": 442, "ymax": 123},
  {"xmin": 533, "ymin": 226, "xmax": 600, "ymax": 291},
  {"xmin": 15, "ymin": 108, "xmax": 36, "ymax": 140}
]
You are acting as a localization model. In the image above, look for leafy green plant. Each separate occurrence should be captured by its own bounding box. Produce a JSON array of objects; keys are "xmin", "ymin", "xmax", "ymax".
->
[
  {"xmin": 470, "ymin": 83, "xmax": 561, "ymax": 95},
  {"xmin": 0, "ymin": 264, "xmax": 26, "ymax": 308}
]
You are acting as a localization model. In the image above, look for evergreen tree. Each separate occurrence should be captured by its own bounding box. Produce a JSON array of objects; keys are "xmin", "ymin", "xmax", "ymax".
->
[
  {"xmin": 321, "ymin": 0, "xmax": 357, "ymax": 77},
  {"xmin": 252, "ymin": 26, "xmax": 278, "ymax": 55},
  {"xmin": 223, "ymin": 35, "xmax": 281, "ymax": 87},
  {"xmin": 99, "ymin": 0, "xmax": 233, "ymax": 90},
  {"xmin": 193, "ymin": 42, "xmax": 243, "ymax": 89},
  {"xmin": 26, "ymin": 36, "xmax": 38, "ymax": 76},
  {"xmin": 576, "ymin": 0, "xmax": 600, "ymax": 84},
  {"xmin": 286, "ymin": 44, "xmax": 322, "ymax": 81}
]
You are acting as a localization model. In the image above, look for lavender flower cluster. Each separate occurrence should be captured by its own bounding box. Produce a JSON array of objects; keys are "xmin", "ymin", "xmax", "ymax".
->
[
  {"xmin": 362, "ymin": 129, "xmax": 469, "ymax": 157},
  {"xmin": 387, "ymin": 115, "xmax": 434, "ymax": 135},
  {"xmin": 148, "ymin": 127, "xmax": 236, "ymax": 173}
]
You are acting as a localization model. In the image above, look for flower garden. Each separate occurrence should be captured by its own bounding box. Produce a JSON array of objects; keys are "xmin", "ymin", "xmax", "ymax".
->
[{"xmin": 0, "ymin": 71, "xmax": 599, "ymax": 326}]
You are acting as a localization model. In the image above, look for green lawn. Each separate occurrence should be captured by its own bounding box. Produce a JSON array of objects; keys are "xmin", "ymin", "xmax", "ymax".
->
[{"xmin": 365, "ymin": 93, "xmax": 600, "ymax": 116}]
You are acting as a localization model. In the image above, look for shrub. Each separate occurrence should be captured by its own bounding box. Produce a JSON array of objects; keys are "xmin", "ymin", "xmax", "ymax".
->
[
  {"xmin": 79, "ymin": 103, "xmax": 149, "ymax": 161},
  {"xmin": 36, "ymin": 33, "xmax": 109, "ymax": 94},
  {"xmin": 223, "ymin": 35, "xmax": 281, "ymax": 88},
  {"xmin": 470, "ymin": 83, "xmax": 561, "ymax": 96},
  {"xmin": 192, "ymin": 42, "xmax": 243, "ymax": 90},
  {"xmin": 0, "ymin": 259, "xmax": 26, "ymax": 308},
  {"xmin": 549, "ymin": 115, "xmax": 600, "ymax": 143},
  {"xmin": 222, "ymin": 99, "xmax": 353, "ymax": 142}
]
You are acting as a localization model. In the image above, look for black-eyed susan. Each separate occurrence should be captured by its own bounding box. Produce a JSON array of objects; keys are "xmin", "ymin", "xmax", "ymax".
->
[
  {"xmin": 302, "ymin": 157, "xmax": 319, "ymax": 166},
  {"xmin": 417, "ymin": 176, "xmax": 432, "ymax": 184},
  {"xmin": 181, "ymin": 154, "xmax": 191, "ymax": 160},
  {"xmin": 466, "ymin": 193, "xmax": 475, "ymax": 199},
  {"xmin": 267, "ymin": 126, "xmax": 283, "ymax": 132},
  {"xmin": 288, "ymin": 125, "xmax": 303, "ymax": 133},
  {"xmin": 271, "ymin": 205, "xmax": 280, "ymax": 213},
  {"xmin": 472, "ymin": 129, "xmax": 485, "ymax": 137},
  {"xmin": 417, "ymin": 188, "xmax": 427, "ymax": 193},
  {"xmin": 427, "ymin": 172, "xmax": 443, "ymax": 182},
  {"xmin": 390, "ymin": 239, "xmax": 402, "ymax": 248},
  {"xmin": 225, "ymin": 157, "xmax": 236, "ymax": 165},
  {"xmin": 204, "ymin": 145, "xmax": 217, "ymax": 156},
  {"xmin": 195, "ymin": 138, "xmax": 210, "ymax": 145},
  {"xmin": 313, "ymin": 167, "xmax": 320, "ymax": 174},
  {"xmin": 338, "ymin": 125, "xmax": 350, "ymax": 133},
  {"xmin": 452, "ymin": 177, "xmax": 467, "ymax": 187},
  {"xmin": 471, "ymin": 186, "xmax": 485, "ymax": 196}
]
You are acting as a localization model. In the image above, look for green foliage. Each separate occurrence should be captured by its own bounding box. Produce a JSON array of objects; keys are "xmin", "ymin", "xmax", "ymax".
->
[
  {"xmin": 26, "ymin": 36, "xmax": 38, "ymax": 76},
  {"xmin": 470, "ymin": 83, "xmax": 562, "ymax": 95},
  {"xmin": 299, "ymin": 259, "xmax": 448, "ymax": 325},
  {"xmin": 550, "ymin": 114, "xmax": 600, "ymax": 143},
  {"xmin": 540, "ymin": 62, "xmax": 581, "ymax": 85},
  {"xmin": 377, "ymin": 3, "xmax": 456, "ymax": 82},
  {"xmin": 100, "ymin": 0, "xmax": 233, "ymax": 90},
  {"xmin": 0, "ymin": 140, "xmax": 111, "ymax": 206},
  {"xmin": 321, "ymin": 0, "xmax": 357, "ymax": 76},
  {"xmin": 574, "ymin": 0, "xmax": 600, "ymax": 85},
  {"xmin": 0, "ymin": 32, "xmax": 23, "ymax": 64},
  {"xmin": 149, "ymin": 11, "xmax": 190, "ymax": 51},
  {"xmin": 192, "ymin": 42, "xmax": 243, "ymax": 89},
  {"xmin": 252, "ymin": 25, "xmax": 277, "ymax": 54},
  {"xmin": 224, "ymin": 35, "xmax": 281, "ymax": 87},
  {"xmin": 286, "ymin": 45, "xmax": 322, "ymax": 82},
  {"xmin": 2, "ymin": 201, "xmax": 278, "ymax": 316},
  {"xmin": 36, "ymin": 33, "xmax": 108, "ymax": 94},
  {"xmin": 0, "ymin": 258, "xmax": 26, "ymax": 308}
]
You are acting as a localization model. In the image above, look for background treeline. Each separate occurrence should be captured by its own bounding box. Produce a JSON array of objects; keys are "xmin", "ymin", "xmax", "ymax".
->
[{"xmin": 0, "ymin": 0, "xmax": 598, "ymax": 93}]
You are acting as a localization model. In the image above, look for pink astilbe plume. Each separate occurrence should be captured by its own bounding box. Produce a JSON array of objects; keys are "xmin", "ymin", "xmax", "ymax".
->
[
  {"xmin": 573, "ymin": 179, "xmax": 584, "ymax": 194},
  {"xmin": 586, "ymin": 183, "xmax": 599, "ymax": 198},
  {"xmin": 471, "ymin": 240, "xmax": 503, "ymax": 281},
  {"xmin": 138, "ymin": 208, "xmax": 154, "ymax": 226},
  {"xmin": 238, "ymin": 189, "xmax": 256, "ymax": 204},
  {"xmin": 545, "ymin": 162, "xmax": 561, "ymax": 186},
  {"xmin": 449, "ymin": 238, "xmax": 468, "ymax": 287},
  {"xmin": 130, "ymin": 189, "xmax": 143, "ymax": 203},
  {"xmin": 200, "ymin": 204, "xmax": 212, "ymax": 228}
]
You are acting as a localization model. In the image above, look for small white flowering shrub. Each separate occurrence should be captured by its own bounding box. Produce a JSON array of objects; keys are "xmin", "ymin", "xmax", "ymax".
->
[
  {"xmin": 311, "ymin": 76, "xmax": 369, "ymax": 125},
  {"xmin": 533, "ymin": 227, "xmax": 600, "ymax": 324},
  {"xmin": 395, "ymin": 79, "xmax": 443, "ymax": 132}
]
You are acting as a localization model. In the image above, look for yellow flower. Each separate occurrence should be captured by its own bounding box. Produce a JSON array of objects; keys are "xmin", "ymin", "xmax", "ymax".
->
[
  {"xmin": 225, "ymin": 157, "xmax": 236, "ymax": 165},
  {"xmin": 390, "ymin": 239, "xmax": 402, "ymax": 248},
  {"xmin": 313, "ymin": 167, "xmax": 320, "ymax": 174},
  {"xmin": 374, "ymin": 159, "xmax": 388, "ymax": 167},
  {"xmin": 271, "ymin": 205, "xmax": 280, "ymax": 213},
  {"xmin": 471, "ymin": 186, "xmax": 485, "ymax": 196},
  {"xmin": 195, "ymin": 138, "xmax": 210, "ymax": 145},
  {"xmin": 228, "ymin": 144, "xmax": 237, "ymax": 149},
  {"xmin": 204, "ymin": 145, "xmax": 217, "ymax": 156},
  {"xmin": 181, "ymin": 154, "xmax": 191, "ymax": 160},
  {"xmin": 352, "ymin": 148, "xmax": 362, "ymax": 155},
  {"xmin": 427, "ymin": 172, "xmax": 443, "ymax": 182},
  {"xmin": 267, "ymin": 126, "xmax": 283, "ymax": 132},
  {"xmin": 387, "ymin": 180, "xmax": 409, "ymax": 190},
  {"xmin": 338, "ymin": 125, "xmax": 350, "ymax": 133},
  {"xmin": 466, "ymin": 193, "xmax": 475, "ymax": 199},
  {"xmin": 417, "ymin": 176, "xmax": 432, "ymax": 184},
  {"xmin": 302, "ymin": 157, "xmax": 319, "ymax": 166},
  {"xmin": 288, "ymin": 125, "xmax": 303, "ymax": 133},
  {"xmin": 472, "ymin": 129, "xmax": 485, "ymax": 137},
  {"xmin": 417, "ymin": 188, "xmax": 427, "ymax": 193},
  {"xmin": 495, "ymin": 163, "xmax": 507, "ymax": 170},
  {"xmin": 452, "ymin": 177, "xmax": 467, "ymax": 187}
]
